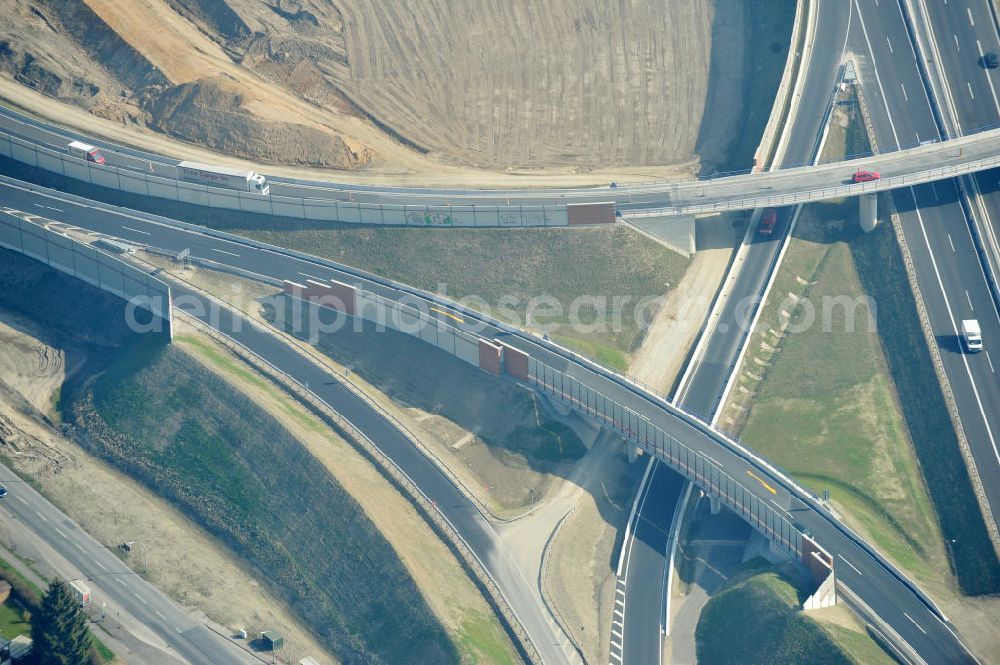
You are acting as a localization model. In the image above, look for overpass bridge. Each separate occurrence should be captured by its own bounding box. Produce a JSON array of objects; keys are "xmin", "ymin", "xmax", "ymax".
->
[
  {"xmin": 3, "ymin": 105, "xmax": 1000, "ymax": 224},
  {"xmin": 0, "ymin": 171, "xmax": 976, "ymax": 664}
]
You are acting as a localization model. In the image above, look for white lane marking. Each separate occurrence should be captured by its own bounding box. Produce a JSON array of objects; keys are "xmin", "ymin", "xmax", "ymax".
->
[
  {"xmin": 948, "ymin": 233, "xmax": 956, "ymax": 252},
  {"xmin": 987, "ymin": 351, "xmax": 996, "ymax": 373},
  {"xmin": 837, "ymin": 554, "xmax": 863, "ymax": 576},
  {"xmin": 74, "ymin": 543, "xmax": 85, "ymax": 553},
  {"xmin": 976, "ymin": 40, "xmax": 1000, "ymax": 119},
  {"xmin": 955, "ymin": 34, "xmax": 960, "ymax": 51},
  {"xmin": 298, "ymin": 271, "xmax": 326, "ymax": 282},
  {"xmin": 155, "ymin": 610, "xmax": 166, "ymax": 621},
  {"xmin": 770, "ymin": 498, "xmax": 790, "ymax": 514},
  {"xmin": 912, "ymin": 194, "xmax": 1000, "ymax": 471},
  {"xmin": 34, "ymin": 511, "xmax": 48, "ymax": 523},
  {"xmin": 930, "ymin": 181, "xmax": 940, "ymax": 201},
  {"xmin": 886, "ymin": 35, "xmax": 894, "ymax": 53},
  {"xmin": 93, "ymin": 559, "xmax": 107, "ymax": 571},
  {"xmin": 115, "ymin": 578, "xmax": 126, "ymax": 587},
  {"xmin": 54, "ymin": 528, "xmax": 67, "ymax": 539},
  {"xmin": 901, "ymin": 82, "xmax": 909, "ymax": 101},
  {"xmin": 133, "ymin": 592, "xmax": 147, "ymax": 605},
  {"xmin": 968, "ymin": 7, "xmax": 976, "ymax": 27},
  {"xmin": 34, "ymin": 204, "xmax": 62, "ymax": 212},
  {"xmin": 968, "ymin": 81, "xmax": 976, "ymax": 100},
  {"xmin": 854, "ymin": 0, "xmax": 901, "ymax": 146},
  {"xmin": 966, "ymin": 290, "xmax": 975, "ymax": 311},
  {"xmin": 15, "ymin": 497, "xmax": 27, "ymax": 505},
  {"xmin": 120, "ymin": 225, "xmax": 150, "ymax": 236},
  {"xmin": 210, "ymin": 248, "xmax": 240, "ymax": 257},
  {"xmin": 905, "ymin": 612, "xmax": 928, "ymax": 634}
]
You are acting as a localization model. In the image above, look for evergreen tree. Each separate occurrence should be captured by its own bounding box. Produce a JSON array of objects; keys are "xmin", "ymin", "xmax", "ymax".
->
[{"xmin": 30, "ymin": 579, "xmax": 93, "ymax": 665}]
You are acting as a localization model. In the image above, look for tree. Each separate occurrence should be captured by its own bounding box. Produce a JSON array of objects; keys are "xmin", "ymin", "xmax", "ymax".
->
[{"xmin": 30, "ymin": 579, "xmax": 93, "ymax": 665}]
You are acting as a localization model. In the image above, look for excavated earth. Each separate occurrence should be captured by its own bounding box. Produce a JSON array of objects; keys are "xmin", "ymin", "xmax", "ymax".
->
[{"xmin": 0, "ymin": 0, "xmax": 721, "ymax": 172}]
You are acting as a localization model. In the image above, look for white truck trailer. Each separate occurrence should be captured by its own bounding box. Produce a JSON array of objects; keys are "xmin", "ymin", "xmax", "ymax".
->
[
  {"xmin": 177, "ymin": 161, "xmax": 270, "ymax": 195},
  {"xmin": 68, "ymin": 140, "xmax": 105, "ymax": 164},
  {"xmin": 962, "ymin": 319, "xmax": 983, "ymax": 352}
]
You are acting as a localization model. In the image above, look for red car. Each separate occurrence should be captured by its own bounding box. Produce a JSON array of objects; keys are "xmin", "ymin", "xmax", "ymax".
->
[
  {"xmin": 852, "ymin": 169, "xmax": 880, "ymax": 183},
  {"xmin": 757, "ymin": 208, "xmax": 778, "ymax": 236}
]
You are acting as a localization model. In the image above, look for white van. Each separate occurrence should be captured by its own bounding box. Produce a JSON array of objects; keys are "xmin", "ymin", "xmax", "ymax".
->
[{"xmin": 962, "ymin": 319, "xmax": 983, "ymax": 352}]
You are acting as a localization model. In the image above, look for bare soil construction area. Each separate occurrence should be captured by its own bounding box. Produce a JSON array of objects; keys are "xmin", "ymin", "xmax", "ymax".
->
[{"xmin": 0, "ymin": 0, "xmax": 731, "ymax": 177}]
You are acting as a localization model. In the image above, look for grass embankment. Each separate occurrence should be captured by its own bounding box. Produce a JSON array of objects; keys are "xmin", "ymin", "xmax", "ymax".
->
[
  {"xmin": 0, "ymin": 157, "xmax": 688, "ymax": 372},
  {"xmin": 274, "ymin": 301, "xmax": 587, "ymax": 511},
  {"xmin": 247, "ymin": 224, "xmax": 687, "ymax": 371},
  {"xmin": 725, "ymin": 200, "xmax": 1000, "ymax": 592},
  {"xmin": 71, "ymin": 339, "xmax": 459, "ymax": 665},
  {"xmin": 695, "ymin": 558, "xmax": 894, "ymax": 665},
  {"xmin": 723, "ymin": 84, "xmax": 1000, "ymax": 594},
  {"xmin": 726, "ymin": 204, "xmax": 944, "ymax": 582}
]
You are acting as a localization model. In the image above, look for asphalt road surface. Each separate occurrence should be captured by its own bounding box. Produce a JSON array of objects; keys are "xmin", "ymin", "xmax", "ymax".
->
[
  {"xmin": 851, "ymin": 0, "xmax": 1000, "ymax": 546},
  {"xmin": 0, "ymin": 171, "xmax": 978, "ymax": 663},
  {"xmin": 0, "ymin": 462, "xmax": 257, "ymax": 665}
]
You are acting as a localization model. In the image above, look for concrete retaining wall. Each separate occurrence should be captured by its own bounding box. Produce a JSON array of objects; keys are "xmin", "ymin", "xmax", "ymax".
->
[
  {"xmin": 0, "ymin": 129, "xmax": 570, "ymax": 228},
  {"xmin": 0, "ymin": 211, "xmax": 173, "ymax": 337}
]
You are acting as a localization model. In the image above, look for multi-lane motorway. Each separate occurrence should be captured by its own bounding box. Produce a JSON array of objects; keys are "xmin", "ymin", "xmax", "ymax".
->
[
  {"xmin": 851, "ymin": 0, "xmax": 1000, "ymax": 556},
  {"xmin": 2, "ymin": 3, "xmax": 999, "ymax": 662},
  {"xmin": 0, "ymin": 167, "xmax": 980, "ymax": 663},
  {"xmin": 617, "ymin": 2, "xmax": 853, "ymax": 662}
]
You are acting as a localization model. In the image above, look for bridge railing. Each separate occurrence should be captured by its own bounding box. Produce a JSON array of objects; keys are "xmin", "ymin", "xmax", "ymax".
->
[
  {"xmin": 526, "ymin": 356, "xmax": 803, "ymax": 556},
  {"xmin": 0, "ymin": 127, "xmax": 570, "ymax": 227}
]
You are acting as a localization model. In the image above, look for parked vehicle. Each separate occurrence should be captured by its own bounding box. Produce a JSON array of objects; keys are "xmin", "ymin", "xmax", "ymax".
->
[
  {"xmin": 962, "ymin": 319, "xmax": 983, "ymax": 352},
  {"xmin": 757, "ymin": 208, "xmax": 778, "ymax": 236},
  {"xmin": 177, "ymin": 161, "xmax": 270, "ymax": 195},
  {"xmin": 852, "ymin": 169, "xmax": 880, "ymax": 183},
  {"xmin": 69, "ymin": 580, "xmax": 91, "ymax": 607},
  {"xmin": 68, "ymin": 141, "xmax": 105, "ymax": 165}
]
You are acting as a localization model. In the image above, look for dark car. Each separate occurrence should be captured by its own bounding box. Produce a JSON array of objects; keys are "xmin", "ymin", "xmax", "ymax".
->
[
  {"xmin": 757, "ymin": 208, "xmax": 778, "ymax": 236},
  {"xmin": 984, "ymin": 52, "xmax": 1000, "ymax": 69},
  {"xmin": 0, "ymin": 485, "xmax": 7, "ymax": 499}
]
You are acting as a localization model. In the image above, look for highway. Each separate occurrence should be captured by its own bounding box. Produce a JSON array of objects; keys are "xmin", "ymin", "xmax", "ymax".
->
[
  {"xmin": 850, "ymin": 0, "xmax": 1000, "ymax": 551},
  {"xmin": 0, "ymin": 462, "xmax": 257, "ymax": 665},
  {"xmin": 0, "ymin": 169, "xmax": 979, "ymax": 663},
  {"xmin": 616, "ymin": 2, "xmax": 854, "ymax": 662},
  {"xmin": 6, "ymin": 101, "xmax": 1000, "ymax": 217}
]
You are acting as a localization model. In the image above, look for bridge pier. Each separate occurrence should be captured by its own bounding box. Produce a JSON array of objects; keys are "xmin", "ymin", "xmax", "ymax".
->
[
  {"xmin": 859, "ymin": 192, "xmax": 878, "ymax": 232},
  {"xmin": 627, "ymin": 443, "xmax": 641, "ymax": 464},
  {"xmin": 709, "ymin": 495, "xmax": 721, "ymax": 515}
]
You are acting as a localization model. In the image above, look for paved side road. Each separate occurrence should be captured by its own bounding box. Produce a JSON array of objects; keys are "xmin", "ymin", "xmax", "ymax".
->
[{"xmin": 0, "ymin": 462, "xmax": 259, "ymax": 665}]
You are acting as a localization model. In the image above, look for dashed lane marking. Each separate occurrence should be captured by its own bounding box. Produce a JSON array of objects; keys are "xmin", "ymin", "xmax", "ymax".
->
[
  {"xmin": 837, "ymin": 554, "xmax": 863, "ymax": 576},
  {"xmin": 904, "ymin": 612, "xmax": 927, "ymax": 634}
]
